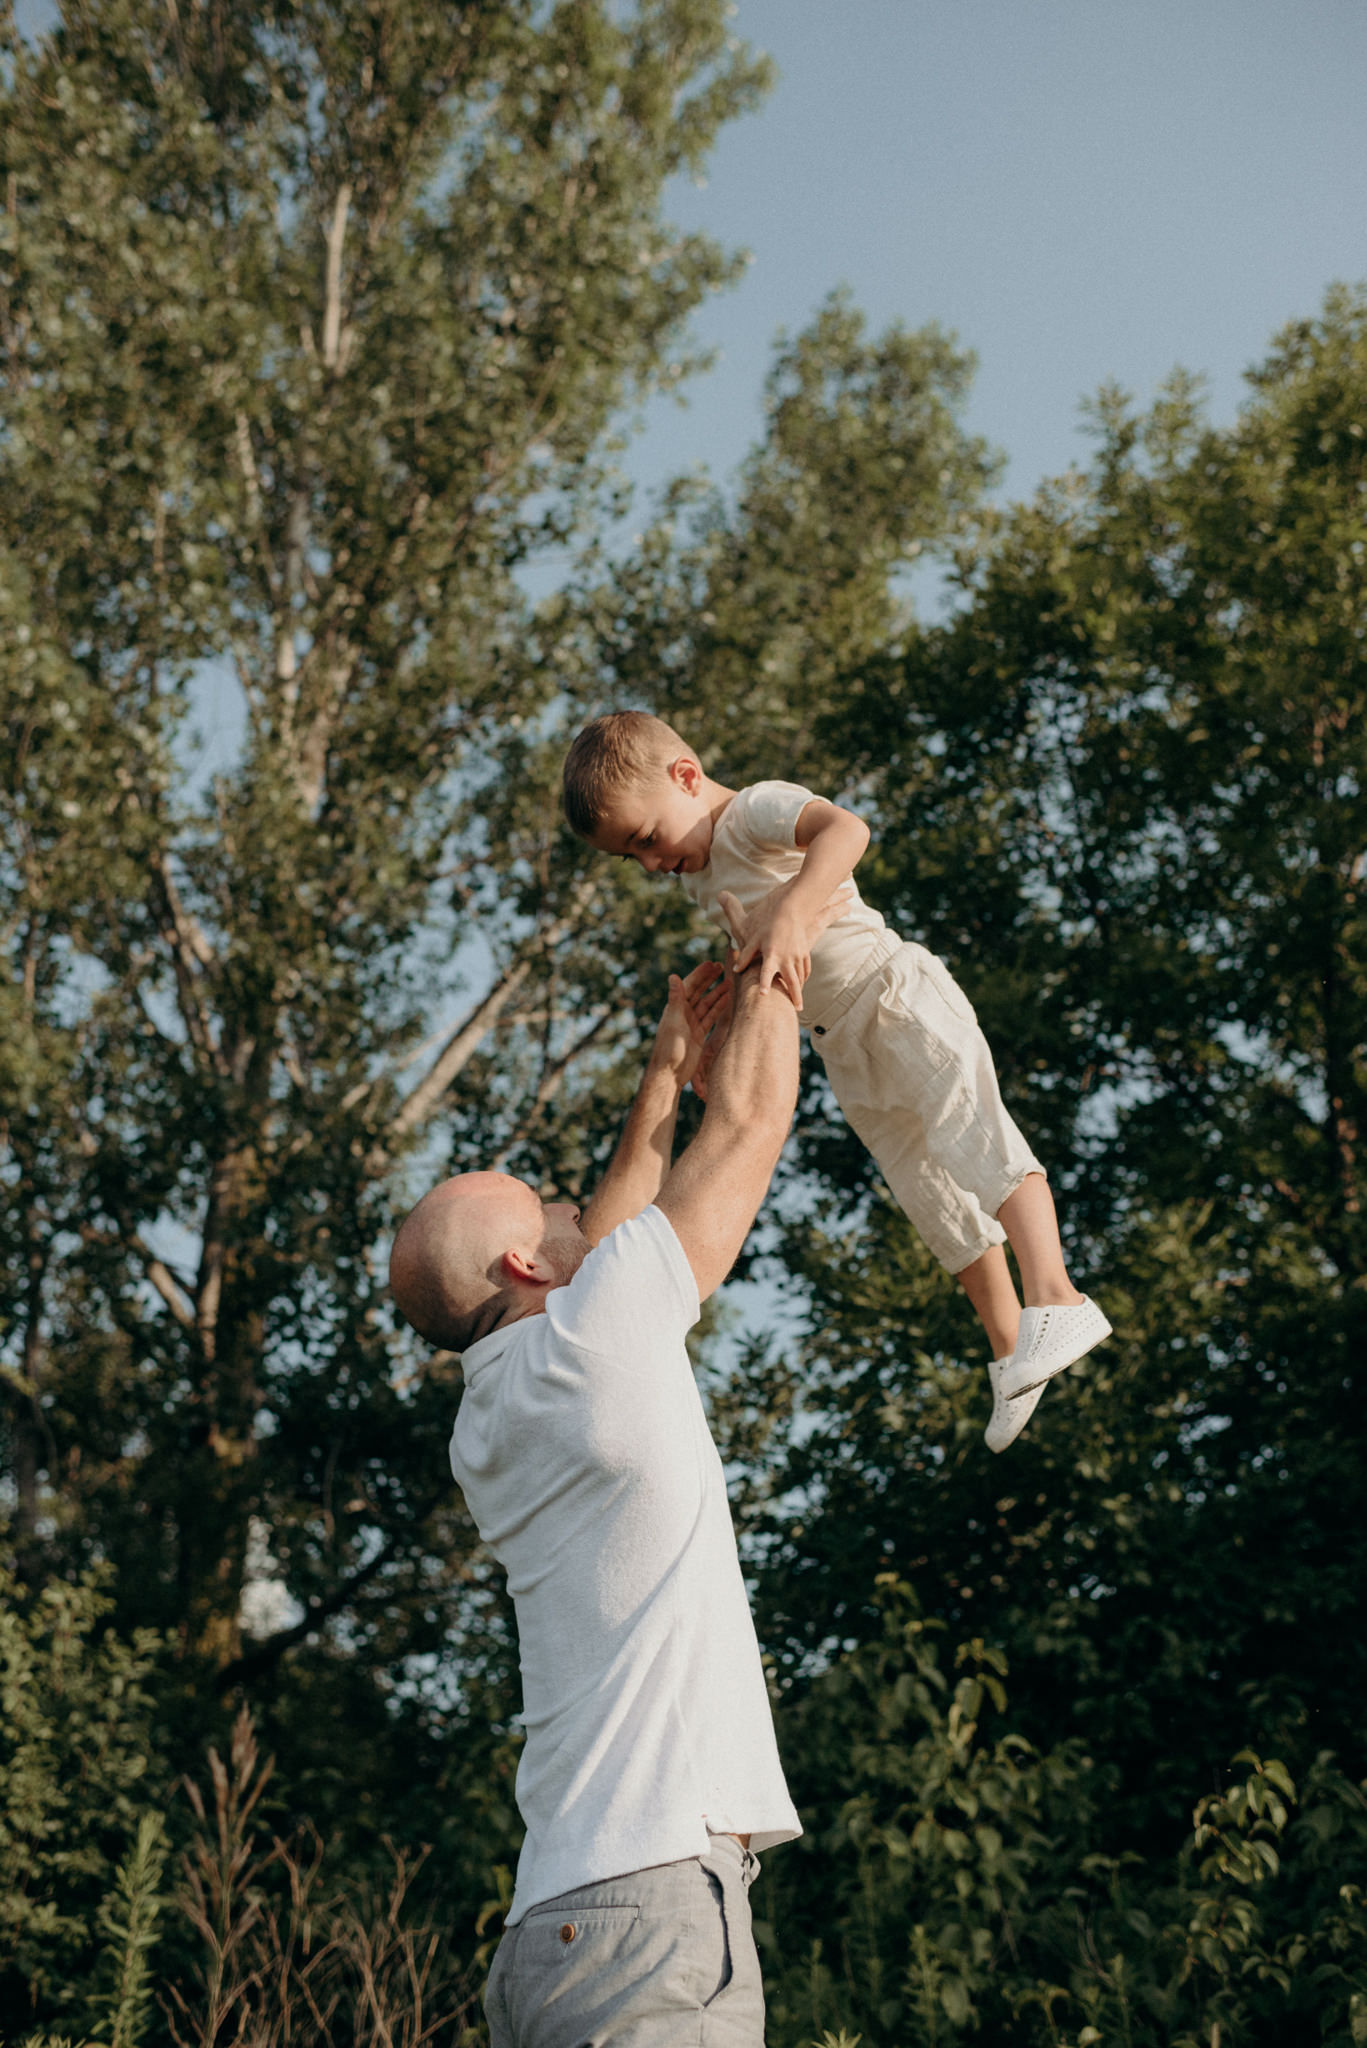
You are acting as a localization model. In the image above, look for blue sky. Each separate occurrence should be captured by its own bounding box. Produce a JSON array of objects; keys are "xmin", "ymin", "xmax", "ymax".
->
[
  {"xmin": 13, "ymin": 0, "xmax": 1365, "ymax": 636},
  {"xmin": 15, "ymin": 0, "xmax": 1363, "ymax": 513},
  {"xmin": 629, "ymin": 0, "xmax": 1367, "ymax": 513}
]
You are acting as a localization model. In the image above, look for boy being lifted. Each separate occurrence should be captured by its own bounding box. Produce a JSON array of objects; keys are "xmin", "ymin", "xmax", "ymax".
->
[{"xmin": 562, "ymin": 710, "xmax": 1110, "ymax": 1452}]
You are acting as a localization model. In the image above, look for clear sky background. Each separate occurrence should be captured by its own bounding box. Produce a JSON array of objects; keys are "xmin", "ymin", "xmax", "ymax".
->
[
  {"xmin": 13, "ymin": 0, "xmax": 1365, "ymax": 514},
  {"xmin": 12, "ymin": 0, "xmax": 1366, "ymax": 668},
  {"xmin": 629, "ymin": 0, "xmax": 1367, "ymax": 521}
]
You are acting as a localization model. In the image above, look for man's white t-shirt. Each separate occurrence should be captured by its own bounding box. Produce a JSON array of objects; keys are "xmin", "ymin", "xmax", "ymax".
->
[
  {"xmin": 678, "ymin": 780, "xmax": 894, "ymax": 1030},
  {"xmin": 448, "ymin": 1205, "xmax": 801, "ymax": 1924}
]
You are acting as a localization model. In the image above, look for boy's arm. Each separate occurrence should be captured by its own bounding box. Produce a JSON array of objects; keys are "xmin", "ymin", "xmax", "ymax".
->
[
  {"xmin": 580, "ymin": 961, "xmax": 730, "ymax": 1246},
  {"xmin": 731, "ymin": 799, "xmax": 870, "ymax": 1007}
]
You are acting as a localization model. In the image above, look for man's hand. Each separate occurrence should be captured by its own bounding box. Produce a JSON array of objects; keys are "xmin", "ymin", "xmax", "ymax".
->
[
  {"xmin": 719, "ymin": 883, "xmax": 854, "ymax": 1010},
  {"xmin": 649, "ymin": 959, "xmax": 731, "ymax": 1094}
]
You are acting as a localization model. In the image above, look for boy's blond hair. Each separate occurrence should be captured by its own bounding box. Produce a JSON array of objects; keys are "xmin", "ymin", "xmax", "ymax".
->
[{"xmin": 561, "ymin": 711, "xmax": 695, "ymax": 837}]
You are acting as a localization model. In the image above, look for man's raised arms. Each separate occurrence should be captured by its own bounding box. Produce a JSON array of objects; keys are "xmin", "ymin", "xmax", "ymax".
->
[
  {"xmin": 654, "ymin": 947, "xmax": 801, "ymax": 1303},
  {"xmin": 579, "ymin": 960, "xmax": 730, "ymax": 1247}
]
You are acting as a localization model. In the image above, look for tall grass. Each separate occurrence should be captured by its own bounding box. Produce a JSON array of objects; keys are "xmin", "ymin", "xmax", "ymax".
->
[{"xmin": 165, "ymin": 1709, "xmax": 481, "ymax": 2048}]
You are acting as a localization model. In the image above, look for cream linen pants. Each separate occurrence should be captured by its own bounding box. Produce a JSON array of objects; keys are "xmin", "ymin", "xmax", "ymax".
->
[{"xmin": 810, "ymin": 937, "xmax": 1045, "ymax": 1275}]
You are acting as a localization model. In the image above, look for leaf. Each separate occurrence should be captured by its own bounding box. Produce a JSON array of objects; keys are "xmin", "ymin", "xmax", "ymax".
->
[{"xmin": 939, "ymin": 1976, "xmax": 972, "ymax": 2026}]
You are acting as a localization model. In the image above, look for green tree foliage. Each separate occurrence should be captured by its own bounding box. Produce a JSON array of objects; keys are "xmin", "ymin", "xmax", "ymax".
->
[
  {"xmin": 696, "ymin": 287, "xmax": 1367, "ymax": 2041},
  {"xmin": 0, "ymin": 0, "xmax": 770, "ymax": 1777},
  {"xmin": 0, "ymin": 0, "xmax": 990, "ymax": 1793},
  {"xmin": 5, "ymin": 0, "xmax": 1366, "ymax": 2037},
  {"xmin": 748, "ymin": 1576, "xmax": 1367, "ymax": 2047},
  {"xmin": 564, "ymin": 288, "xmax": 998, "ymax": 778},
  {"xmin": 0, "ymin": 0, "xmax": 992, "ymax": 2024}
]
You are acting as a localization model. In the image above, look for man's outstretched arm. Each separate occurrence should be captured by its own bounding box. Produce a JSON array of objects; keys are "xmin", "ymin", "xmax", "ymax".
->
[
  {"xmin": 655, "ymin": 959, "xmax": 801, "ymax": 1302},
  {"xmin": 580, "ymin": 961, "xmax": 730, "ymax": 1247}
]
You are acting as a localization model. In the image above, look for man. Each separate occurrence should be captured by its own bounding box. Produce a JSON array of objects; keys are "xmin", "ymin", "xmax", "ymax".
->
[{"xmin": 390, "ymin": 931, "xmax": 815, "ymax": 2047}]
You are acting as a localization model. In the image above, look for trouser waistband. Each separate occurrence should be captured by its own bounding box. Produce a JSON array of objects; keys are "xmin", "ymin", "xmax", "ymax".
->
[{"xmin": 806, "ymin": 930, "xmax": 902, "ymax": 1037}]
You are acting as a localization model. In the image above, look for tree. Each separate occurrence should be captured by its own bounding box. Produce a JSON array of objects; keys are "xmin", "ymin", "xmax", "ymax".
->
[
  {"xmin": 19, "ymin": 13, "xmax": 1363, "ymax": 2040},
  {"xmin": 705, "ymin": 289, "xmax": 1367, "ymax": 2037},
  {"xmin": 0, "ymin": 0, "xmax": 773, "ymax": 1754},
  {"xmin": 759, "ymin": 1580, "xmax": 1367, "ymax": 2046},
  {"xmin": 1, "ymin": 14, "xmax": 1000, "ymax": 1999}
]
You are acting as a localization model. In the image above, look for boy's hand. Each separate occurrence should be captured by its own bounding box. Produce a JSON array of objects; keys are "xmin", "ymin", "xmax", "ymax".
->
[
  {"xmin": 650, "ymin": 959, "xmax": 731, "ymax": 1093},
  {"xmin": 718, "ymin": 884, "xmax": 854, "ymax": 1010}
]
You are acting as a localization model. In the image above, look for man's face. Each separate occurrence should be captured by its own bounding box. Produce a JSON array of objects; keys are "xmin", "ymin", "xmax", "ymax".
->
[
  {"xmin": 590, "ymin": 758, "xmax": 714, "ymax": 876},
  {"xmin": 532, "ymin": 1194, "xmax": 590, "ymax": 1287}
]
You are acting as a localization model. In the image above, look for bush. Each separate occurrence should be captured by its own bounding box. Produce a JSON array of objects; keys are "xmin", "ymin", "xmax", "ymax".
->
[
  {"xmin": 0, "ymin": 1568, "xmax": 169, "ymax": 2039},
  {"xmin": 757, "ymin": 1578, "xmax": 1367, "ymax": 2046}
]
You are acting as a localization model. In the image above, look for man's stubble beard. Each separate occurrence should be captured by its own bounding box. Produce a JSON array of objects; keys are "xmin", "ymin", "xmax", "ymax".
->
[{"xmin": 545, "ymin": 1233, "xmax": 590, "ymax": 1290}]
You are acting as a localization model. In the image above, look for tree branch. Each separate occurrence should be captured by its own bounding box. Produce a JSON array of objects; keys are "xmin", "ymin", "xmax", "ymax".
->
[
  {"xmin": 489, "ymin": 1006, "xmax": 620, "ymax": 1171},
  {"xmin": 376, "ymin": 878, "xmax": 607, "ymax": 1154},
  {"xmin": 142, "ymin": 1246, "xmax": 197, "ymax": 1328},
  {"xmin": 150, "ymin": 848, "xmax": 223, "ymax": 1072},
  {"xmin": 384, "ymin": 955, "xmax": 534, "ymax": 1148},
  {"xmin": 323, "ymin": 183, "xmax": 353, "ymax": 373},
  {"xmin": 215, "ymin": 1519, "xmax": 418, "ymax": 1692},
  {"xmin": 78, "ymin": 1221, "xmax": 198, "ymax": 1329}
]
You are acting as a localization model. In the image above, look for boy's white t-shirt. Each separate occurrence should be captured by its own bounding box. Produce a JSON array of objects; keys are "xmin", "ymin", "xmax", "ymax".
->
[
  {"xmin": 678, "ymin": 780, "xmax": 894, "ymax": 1027},
  {"xmin": 448, "ymin": 1204, "xmax": 801, "ymax": 1924}
]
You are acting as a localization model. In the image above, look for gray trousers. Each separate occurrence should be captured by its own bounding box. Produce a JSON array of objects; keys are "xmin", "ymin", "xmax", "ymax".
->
[{"xmin": 484, "ymin": 1834, "xmax": 764, "ymax": 2047}]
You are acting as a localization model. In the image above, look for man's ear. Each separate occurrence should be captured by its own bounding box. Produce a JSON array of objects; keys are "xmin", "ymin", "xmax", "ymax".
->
[
  {"xmin": 502, "ymin": 1245, "xmax": 552, "ymax": 1287},
  {"xmin": 669, "ymin": 753, "xmax": 702, "ymax": 795}
]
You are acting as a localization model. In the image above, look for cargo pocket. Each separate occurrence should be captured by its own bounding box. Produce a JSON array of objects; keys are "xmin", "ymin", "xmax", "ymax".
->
[{"xmin": 875, "ymin": 950, "xmax": 980, "ymax": 1148}]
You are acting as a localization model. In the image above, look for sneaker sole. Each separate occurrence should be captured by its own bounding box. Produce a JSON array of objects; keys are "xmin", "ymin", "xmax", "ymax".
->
[{"xmin": 984, "ymin": 1355, "xmax": 1045, "ymax": 1452}]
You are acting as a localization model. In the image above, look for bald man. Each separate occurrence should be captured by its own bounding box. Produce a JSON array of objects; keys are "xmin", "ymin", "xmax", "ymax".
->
[{"xmin": 391, "ymin": 947, "xmax": 808, "ymax": 2047}]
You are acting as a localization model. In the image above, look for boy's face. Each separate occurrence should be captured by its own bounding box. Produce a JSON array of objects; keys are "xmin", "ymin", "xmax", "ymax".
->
[{"xmin": 589, "ymin": 755, "xmax": 714, "ymax": 876}]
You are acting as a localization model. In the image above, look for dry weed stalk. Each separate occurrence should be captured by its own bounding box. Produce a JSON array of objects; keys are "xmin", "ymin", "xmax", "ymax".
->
[
  {"xmin": 168, "ymin": 1706, "xmax": 274, "ymax": 2048},
  {"xmin": 167, "ymin": 1709, "xmax": 479, "ymax": 2048},
  {"xmin": 341, "ymin": 1843, "xmax": 449, "ymax": 2048}
]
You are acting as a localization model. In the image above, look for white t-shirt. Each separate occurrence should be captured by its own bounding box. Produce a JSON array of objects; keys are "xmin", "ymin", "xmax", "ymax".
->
[
  {"xmin": 448, "ymin": 1205, "xmax": 801, "ymax": 1923},
  {"xmin": 678, "ymin": 780, "xmax": 893, "ymax": 1028}
]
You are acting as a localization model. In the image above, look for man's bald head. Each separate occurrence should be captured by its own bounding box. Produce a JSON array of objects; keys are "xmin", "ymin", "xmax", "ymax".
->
[
  {"xmin": 389, "ymin": 1171, "xmax": 589, "ymax": 1351},
  {"xmin": 389, "ymin": 1172, "xmax": 537, "ymax": 1351}
]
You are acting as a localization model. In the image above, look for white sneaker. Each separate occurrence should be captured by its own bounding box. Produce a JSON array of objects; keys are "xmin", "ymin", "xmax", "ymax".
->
[
  {"xmin": 1001, "ymin": 1297, "xmax": 1113, "ymax": 1401},
  {"xmin": 985, "ymin": 1353, "xmax": 1045, "ymax": 1453}
]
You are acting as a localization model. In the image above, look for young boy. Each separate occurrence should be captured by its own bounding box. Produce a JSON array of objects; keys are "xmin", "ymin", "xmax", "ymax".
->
[{"xmin": 562, "ymin": 710, "xmax": 1111, "ymax": 1453}]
